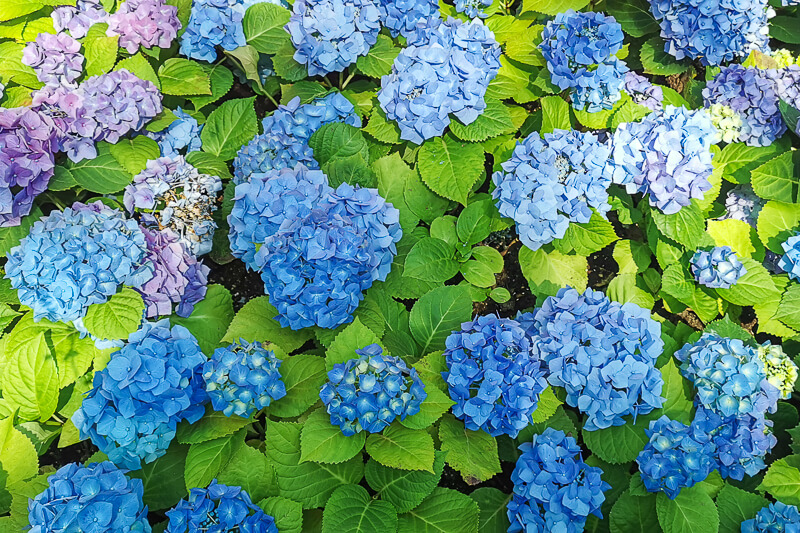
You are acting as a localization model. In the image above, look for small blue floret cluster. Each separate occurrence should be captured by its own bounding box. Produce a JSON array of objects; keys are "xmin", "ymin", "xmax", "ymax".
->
[
  {"xmin": 690, "ymin": 246, "xmax": 747, "ymax": 289},
  {"xmin": 780, "ymin": 234, "xmax": 800, "ymax": 281},
  {"xmin": 742, "ymin": 503, "xmax": 800, "ymax": 532},
  {"xmin": 377, "ymin": 0, "xmax": 439, "ymax": 40},
  {"xmin": 149, "ymin": 107, "xmax": 204, "ymax": 158},
  {"xmin": 180, "ymin": 0, "xmax": 247, "ymax": 62}
]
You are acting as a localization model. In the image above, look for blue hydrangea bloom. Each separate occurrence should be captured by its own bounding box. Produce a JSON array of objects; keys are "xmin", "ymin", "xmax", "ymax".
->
[
  {"xmin": 690, "ymin": 246, "xmax": 747, "ymax": 289},
  {"xmin": 233, "ymin": 93, "xmax": 361, "ymax": 184},
  {"xmin": 28, "ymin": 462, "xmax": 151, "ymax": 533},
  {"xmin": 180, "ymin": 0, "xmax": 247, "ymax": 62},
  {"xmin": 442, "ymin": 314, "xmax": 548, "ymax": 438},
  {"xmin": 767, "ymin": 65, "xmax": 800, "ymax": 113},
  {"xmin": 780, "ymin": 234, "xmax": 800, "ymax": 281},
  {"xmin": 524, "ymin": 287, "xmax": 665, "ymax": 431},
  {"xmin": 609, "ymin": 105, "xmax": 715, "ymax": 214},
  {"xmin": 648, "ymin": 0, "xmax": 772, "ymax": 66},
  {"xmin": 742, "ymin": 503, "xmax": 800, "ymax": 533},
  {"xmin": 455, "ymin": 0, "xmax": 492, "ymax": 18},
  {"xmin": 166, "ymin": 480, "xmax": 278, "ymax": 533},
  {"xmin": 4, "ymin": 201, "xmax": 153, "ymax": 323},
  {"xmin": 674, "ymin": 333, "xmax": 779, "ymax": 418},
  {"xmin": 149, "ymin": 107, "xmax": 204, "ymax": 158},
  {"xmin": 203, "ymin": 339, "xmax": 286, "ymax": 418},
  {"xmin": 623, "ymin": 71, "xmax": 663, "ymax": 111},
  {"xmin": 72, "ymin": 320, "xmax": 207, "ymax": 470},
  {"xmin": 320, "ymin": 344, "xmax": 426, "ymax": 436},
  {"xmin": 721, "ymin": 185, "xmax": 763, "ymax": 228},
  {"xmin": 286, "ymin": 0, "xmax": 381, "ymax": 76},
  {"xmin": 507, "ymin": 428, "xmax": 610, "ymax": 533},
  {"xmin": 377, "ymin": 0, "xmax": 438, "ymax": 40},
  {"xmin": 492, "ymin": 129, "xmax": 613, "ymax": 251},
  {"xmin": 703, "ymin": 65, "xmax": 785, "ymax": 146}
]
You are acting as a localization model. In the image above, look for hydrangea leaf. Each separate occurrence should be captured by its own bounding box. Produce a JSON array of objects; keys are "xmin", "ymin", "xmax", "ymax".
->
[
  {"xmin": 660, "ymin": 264, "xmax": 719, "ymax": 323},
  {"xmin": 109, "ymin": 136, "xmax": 161, "ymax": 176},
  {"xmin": 403, "ymin": 165, "xmax": 451, "ymax": 224},
  {"xmin": 521, "ymin": 0, "xmax": 589, "ymax": 15},
  {"xmin": 365, "ymin": 105, "xmax": 402, "ymax": 144},
  {"xmin": 0, "ymin": 41, "xmax": 41, "ymax": 89},
  {"xmin": 715, "ymin": 139, "xmax": 788, "ymax": 184},
  {"xmin": 409, "ymin": 285, "xmax": 473, "ymax": 354},
  {"xmin": 716, "ymin": 485, "xmax": 767, "ymax": 533},
  {"xmin": 557, "ymin": 212, "xmax": 619, "ymax": 256},
  {"xmin": 397, "ymin": 487, "xmax": 480, "ymax": 533},
  {"xmin": 273, "ymin": 42, "xmax": 308, "ymax": 82},
  {"xmin": 172, "ymin": 284, "xmax": 234, "ymax": 355},
  {"xmin": 184, "ymin": 429, "xmax": 243, "ymax": 491},
  {"xmin": 716, "ymin": 258, "xmax": 781, "ymax": 307},
  {"xmin": 641, "ymin": 37, "xmax": 689, "ymax": 76},
  {"xmin": 176, "ymin": 407, "xmax": 252, "ymax": 445},
  {"xmin": 751, "ymin": 151, "xmax": 799, "ymax": 203},
  {"xmin": 772, "ymin": 15, "xmax": 800, "ymax": 45},
  {"xmin": 530, "ymin": 386, "xmax": 563, "ymax": 424},
  {"xmin": 243, "ymin": 1, "xmax": 291, "ymax": 55},
  {"xmin": 658, "ymin": 359, "xmax": 694, "ymax": 424},
  {"xmin": 216, "ymin": 443, "xmax": 277, "ymax": 503},
  {"xmin": 650, "ymin": 202, "xmax": 706, "ymax": 250},
  {"xmin": 366, "ymin": 423, "xmax": 435, "ymax": 472},
  {"xmin": 115, "ymin": 53, "xmax": 160, "ymax": 90},
  {"xmin": 372, "ymin": 153, "xmax": 420, "ymax": 230},
  {"xmin": 269, "ymin": 354, "xmax": 326, "ymax": 419},
  {"xmin": 325, "ymin": 317, "xmax": 383, "ymax": 371},
  {"xmin": 655, "ymin": 487, "xmax": 719, "ymax": 533},
  {"xmin": 2, "ymin": 333, "xmax": 61, "ymax": 422},
  {"xmin": 189, "ymin": 64, "xmax": 234, "ymax": 110},
  {"xmin": 222, "ymin": 296, "xmax": 312, "ymax": 354},
  {"xmin": 280, "ymin": 81, "xmax": 328, "ymax": 105},
  {"xmin": 300, "ymin": 408, "xmax": 365, "ymax": 464},
  {"xmin": 457, "ymin": 200, "xmax": 496, "ymax": 246},
  {"xmin": 450, "ymin": 100, "xmax": 516, "ymax": 142},
  {"xmin": 185, "ymin": 151, "xmax": 234, "ymax": 181},
  {"xmin": 776, "ymin": 285, "xmax": 800, "ymax": 331},
  {"xmin": 201, "ymin": 97, "xmax": 258, "ymax": 161},
  {"xmin": 67, "ymin": 150, "xmax": 133, "ymax": 194},
  {"xmin": 224, "ymin": 46, "xmax": 265, "ymax": 91},
  {"xmin": 404, "ymin": 237, "xmax": 459, "ymax": 283},
  {"xmin": 364, "ymin": 451, "xmax": 446, "ymax": 514},
  {"xmin": 417, "ymin": 134, "xmax": 485, "ymax": 206},
  {"xmin": 758, "ymin": 455, "xmax": 800, "ymax": 506},
  {"xmin": 0, "ymin": 1, "xmax": 44, "ymax": 22},
  {"xmin": 706, "ymin": 219, "xmax": 757, "ymax": 259},
  {"xmin": 83, "ymin": 24, "xmax": 118, "ymax": 77},
  {"xmin": 610, "ymin": 490, "xmax": 661, "ymax": 533},
  {"xmin": 0, "ymin": 207, "xmax": 41, "ymax": 258},
  {"xmin": 130, "ymin": 443, "xmax": 189, "ymax": 511},
  {"xmin": 470, "ymin": 487, "xmax": 512, "ymax": 533},
  {"xmin": 757, "ymin": 200, "xmax": 800, "ymax": 253},
  {"xmin": 321, "ymin": 484, "xmax": 398, "ymax": 533},
  {"xmin": 0, "ymin": 416, "xmax": 39, "ymax": 485},
  {"xmin": 356, "ymin": 34, "xmax": 400, "ymax": 78},
  {"xmin": 438, "ymin": 414, "xmax": 501, "ymax": 485},
  {"xmin": 781, "ymin": 100, "xmax": 799, "ymax": 133},
  {"xmin": 157, "ymin": 58, "xmax": 211, "ymax": 96},
  {"xmin": 400, "ymin": 378, "xmax": 455, "ymax": 430},
  {"xmin": 605, "ymin": 0, "xmax": 659, "ymax": 37},
  {"xmin": 309, "ymin": 122, "xmax": 370, "ymax": 166},
  {"xmin": 323, "ymin": 154, "xmax": 377, "ymax": 188},
  {"xmin": 257, "ymin": 496, "xmax": 303, "ymax": 533},
  {"xmin": 519, "ymin": 246, "xmax": 588, "ymax": 299},
  {"xmin": 583, "ymin": 414, "xmax": 651, "ymax": 464},
  {"xmin": 540, "ymin": 95, "xmax": 571, "ymax": 133}
]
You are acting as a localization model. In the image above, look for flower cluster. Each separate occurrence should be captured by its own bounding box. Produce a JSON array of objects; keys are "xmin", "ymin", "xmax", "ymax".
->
[
  {"xmin": 507, "ymin": 428, "xmax": 609, "ymax": 533},
  {"xmin": 758, "ymin": 343, "xmax": 798, "ymax": 399},
  {"xmin": 22, "ymin": 32, "xmax": 84, "ymax": 87},
  {"xmin": 180, "ymin": 0, "xmax": 247, "ymax": 62},
  {"xmin": 742, "ymin": 503, "xmax": 800, "ymax": 532},
  {"xmin": 780, "ymin": 234, "xmax": 800, "ymax": 281},
  {"xmin": 5, "ymin": 202, "xmax": 153, "ymax": 323},
  {"xmin": 523, "ymin": 287, "xmax": 665, "ymax": 431},
  {"xmin": 203, "ymin": 340, "xmax": 286, "ymax": 418},
  {"xmin": 772, "ymin": 49, "xmax": 799, "ymax": 68},
  {"xmin": 492, "ymin": 129, "xmax": 613, "ymax": 251},
  {"xmin": 767, "ymin": 65, "xmax": 800, "ymax": 112},
  {"xmin": 233, "ymin": 93, "xmax": 361, "ymax": 184},
  {"xmin": 378, "ymin": 17, "xmax": 501, "ymax": 144},
  {"xmin": 623, "ymin": 71, "xmax": 663, "ymax": 111},
  {"xmin": 722, "ymin": 185, "xmax": 763, "ymax": 227},
  {"xmin": 52, "ymin": 0, "xmax": 108, "ymax": 38},
  {"xmin": 124, "ymin": 156, "xmax": 223, "ymax": 256},
  {"xmin": 286, "ymin": 0, "xmax": 381, "ymax": 76},
  {"xmin": 72, "ymin": 320, "xmax": 207, "ymax": 470},
  {"xmin": 165, "ymin": 481, "xmax": 278, "ymax": 533},
  {"xmin": 377, "ymin": 0, "xmax": 438, "ymax": 40},
  {"xmin": 703, "ymin": 66, "xmax": 784, "ymax": 146},
  {"xmin": 149, "ymin": 108, "xmax": 204, "ymax": 158},
  {"xmin": 609, "ymin": 106, "xmax": 715, "ymax": 214},
  {"xmin": 107, "ymin": 0, "xmax": 181, "ymax": 54},
  {"xmin": 648, "ymin": 0, "xmax": 772, "ymax": 66},
  {"xmin": 455, "ymin": 0, "xmax": 492, "ymax": 18},
  {"xmin": 540, "ymin": 10, "xmax": 628, "ymax": 112},
  {"xmin": 442, "ymin": 314, "xmax": 548, "ymax": 437},
  {"xmin": 707, "ymin": 104, "xmax": 743, "ymax": 144},
  {"xmin": 28, "ymin": 462, "xmax": 151, "ymax": 533},
  {"xmin": 0, "ymin": 107, "xmax": 59, "ymax": 227},
  {"xmin": 690, "ymin": 246, "xmax": 747, "ymax": 289},
  {"xmin": 320, "ymin": 344, "xmax": 426, "ymax": 436}
]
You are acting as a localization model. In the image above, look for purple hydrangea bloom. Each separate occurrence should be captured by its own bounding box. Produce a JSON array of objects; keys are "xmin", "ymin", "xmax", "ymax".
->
[
  {"xmin": 0, "ymin": 107, "xmax": 58, "ymax": 227},
  {"xmin": 609, "ymin": 105, "xmax": 715, "ymax": 214},
  {"xmin": 721, "ymin": 185, "xmax": 763, "ymax": 227},
  {"xmin": 780, "ymin": 234, "xmax": 800, "ymax": 281},
  {"xmin": 524, "ymin": 287, "xmax": 665, "ymax": 431},
  {"xmin": 203, "ymin": 340, "xmax": 286, "ymax": 418},
  {"xmin": 124, "ymin": 156, "xmax": 223, "ymax": 256},
  {"xmin": 767, "ymin": 65, "xmax": 800, "ymax": 112},
  {"xmin": 138, "ymin": 227, "xmax": 209, "ymax": 318},
  {"xmin": 180, "ymin": 0, "xmax": 247, "ymax": 62},
  {"xmin": 149, "ymin": 107, "xmax": 204, "ymax": 158},
  {"xmin": 5, "ymin": 202, "xmax": 153, "ymax": 323},
  {"xmin": 107, "ymin": 0, "xmax": 182, "ymax": 54},
  {"xmin": 286, "ymin": 0, "xmax": 381, "ymax": 76},
  {"xmin": 455, "ymin": 0, "xmax": 492, "ymax": 18},
  {"xmin": 623, "ymin": 71, "xmax": 663, "ymax": 111},
  {"xmin": 648, "ymin": 0, "xmax": 772, "ymax": 66},
  {"xmin": 320, "ymin": 344, "xmax": 426, "ymax": 436},
  {"xmin": 690, "ymin": 246, "xmax": 747, "ymax": 289},
  {"xmin": 377, "ymin": 0, "xmax": 439, "ymax": 40},
  {"xmin": 72, "ymin": 320, "xmax": 207, "ymax": 470},
  {"xmin": 52, "ymin": 0, "xmax": 108, "ymax": 38},
  {"xmin": 742, "ymin": 503, "xmax": 800, "ymax": 533},
  {"xmin": 22, "ymin": 32, "xmax": 84, "ymax": 88},
  {"xmin": 442, "ymin": 314, "xmax": 548, "ymax": 438},
  {"xmin": 28, "ymin": 462, "xmax": 151, "ymax": 533},
  {"xmin": 507, "ymin": 428, "xmax": 610, "ymax": 533},
  {"xmin": 166, "ymin": 481, "xmax": 278, "ymax": 533},
  {"xmin": 492, "ymin": 129, "xmax": 613, "ymax": 251}
]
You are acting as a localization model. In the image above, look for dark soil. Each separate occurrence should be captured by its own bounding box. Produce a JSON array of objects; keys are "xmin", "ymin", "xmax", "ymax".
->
[{"xmin": 206, "ymin": 258, "xmax": 265, "ymax": 311}]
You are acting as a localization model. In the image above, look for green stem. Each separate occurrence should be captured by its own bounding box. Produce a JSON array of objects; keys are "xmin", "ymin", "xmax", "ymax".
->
[
  {"xmin": 265, "ymin": 91, "xmax": 279, "ymax": 108},
  {"xmin": 341, "ymin": 71, "xmax": 356, "ymax": 90}
]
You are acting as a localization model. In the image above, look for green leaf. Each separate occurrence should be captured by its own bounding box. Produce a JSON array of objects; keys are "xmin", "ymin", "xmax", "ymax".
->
[
  {"xmin": 0, "ymin": 1, "xmax": 45, "ymax": 22},
  {"xmin": 109, "ymin": 136, "xmax": 161, "ymax": 176},
  {"xmin": 759, "ymin": 455, "xmax": 800, "ymax": 506},
  {"xmin": 184, "ymin": 431, "xmax": 241, "ymax": 490},
  {"xmin": 655, "ymin": 487, "xmax": 719, "ymax": 533},
  {"xmin": 660, "ymin": 264, "xmax": 719, "ymax": 323},
  {"xmin": 190, "ymin": 64, "xmax": 235, "ymax": 110},
  {"xmin": 559, "ymin": 212, "xmax": 619, "ymax": 255},
  {"xmin": 201, "ymin": 97, "xmax": 258, "ymax": 161},
  {"xmin": 322, "ymin": 484, "xmax": 398, "ymax": 533},
  {"xmin": 365, "ymin": 452, "xmax": 446, "ymax": 513},
  {"xmin": 0, "ymin": 41, "xmax": 41, "ymax": 89},
  {"xmin": 404, "ymin": 166, "xmax": 451, "ymax": 225},
  {"xmin": 158, "ymin": 57, "xmax": 211, "ymax": 96},
  {"xmin": 470, "ymin": 487, "xmax": 512, "ymax": 533},
  {"xmin": 373, "ymin": 153, "xmax": 419, "ymax": 229},
  {"xmin": 606, "ymin": 0, "xmax": 659, "ymax": 37},
  {"xmin": 171, "ymin": 284, "xmax": 234, "ymax": 354},
  {"xmin": 457, "ymin": 200, "xmax": 494, "ymax": 246},
  {"xmin": 716, "ymin": 485, "xmax": 768, "ymax": 533},
  {"xmin": 706, "ymin": 219, "xmax": 756, "ymax": 258},
  {"xmin": 322, "ymin": 154, "xmax": 376, "ymax": 188},
  {"xmin": 417, "ymin": 134, "xmax": 485, "ymax": 206},
  {"xmin": 67, "ymin": 152, "xmax": 133, "ymax": 194},
  {"xmin": 610, "ymin": 491, "xmax": 661, "ymax": 533},
  {"xmin": 0, "ymin": 417, "xmax": 38, "ymax": 486},
  {"xmin": 2, "ymin": 333, "xmax": 58, "ymax": 421},
  {"xmin": 365, "ymin": 105, "xmax": 402, "ymax": 145},
  {"xmin": 438, "ymin": 414, "xmax": 500, "ymax": 485},
  {"xmin": 130, "ymin": 444, "xmax": 188, "ymax": 511},
  {"xmin": 651, "ymin": 202, "xmax": 705, "ymax": 250},
  {"xmin": 258, "ymin": 497, "xmax": 303, "ymax": 533},
  {"xmin": 583, "ymin": 416, "xmax": 651, "ymax": 464},
  {"xmin": 270, "ymin": 354, "xmax": 326, "ymax": 418},
  {"xmin": 409, "ymin": 285, "xmax": 473, "ymax": 354},
  {"xmin": 309, "ymin": 122, "xmax": 370, "ymax": 166},
  {"xmin": 641, "ymin": 37, "xmax": 689, "ymax": 76},
  {"xmin": 404, "ymin": 238, "xmax": 459, "ymax": 282},
  {"xmin": 461, "ymin": 260, "xmax": 497, "ymax": 288},
  {"xmin": 83, "ymin": 24, "xmax": 118, "ymax": 77},
  {"xmin": 300, "ymin": 408, "xmax": 365, "ymax": 464},
  {"xmin": 659, "ymin": 359, "xmax": 694, "ymax": 424},
  {"xmin": 83, "ymin": 288, "xmax": 145, "ymax": 341},
  {"xmin": 325, "ymin": 317, "xmax": 382, "ymax": 371},
  {"xmin": 176, "ymin": 407, "xmax": 252, "ymax": 445},
  {"xmin": 217, "ymin": 443, "xmax": 277, "ymax": 502},
  {"xmin": 450, "ymin": 100, "xmax": 516, "ymax": 142},
  {"xmin": 400, "ymin": 381, "xmax": 454, "ymax": 430},
  {"xmin": 715, "ymin": 140, "xmax": 787, "ymax": 184},
  {"xmin": 541, "ymin": 95, "xmax": 571, "ymax": 133},
  {"xmin": 397, "ymin": 488, "xmax": 480, "ymax": 533},
  {"xmin": 356, "ymin": 34, "xmax": 401, "ymax": 78},
  {"xmin": 366, "ymin": 423, "xmax": 435, "ymax": 472},
  {"xmin": 771, "ymin": 15, "xmax": 800, "ymax": 45},
  {"xmin": 244, "ymin": 1, "xmax": 291, "ymax": 54},
  {"xmin": 716, "ymin": 258, "xmax": 781, "ymax": 308},
  {"xmin": 0, "ymin": 206, "xmax": 42, "ymax": 257},
  {"xmin": 757, "ymin": 200, "xmax": 800, "ymax": 253},
  {"xmin": 116, "ymin": 53, "xmax": 160, "ymax": 90},
  {"xmin": 222, "ymin": 296, "xmax": 312, "ymax": 354},
  {"xmin": 521, "ymin": 0, "xmax": 589, "ymax": 15},
  {"xmin": 519, "ymin": 246, "xmax": 588, "ymax": 299},
  {"xmin": 225, "ymin": 46, "xmax": 265, "ymax": 90},
  {"xmin": 273, "ymin": 42, "xmax": 308, "ymax": 82},
  {"xmin": 751, "ymin": 151, "xmax": 799, "ymax": 203}
]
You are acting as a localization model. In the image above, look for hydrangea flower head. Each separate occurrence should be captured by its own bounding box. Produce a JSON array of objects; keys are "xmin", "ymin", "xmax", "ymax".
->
[
  {"xmin": 5, "ymin": 202, "xmax": 153, "ymax": 323},
  {"xmin": 492, "ymin": 129, "xmax": 613, "ymax": 251},
  {"xmin": 28, "ymin": 462, "xmax": 151, "ymax": 533},
  {"xmin": 22, "ymin": 32, "xmax": 84, "ymax": 87},
  {"xmin": 525, "ymin": 287, "xmax": 665, "ymax": 431},
  {"xmin": 442, "ymin": 314, "xmax": 548, "ymax": 437},
  {"xmin": 107, "ymin": 0, "xmax": 182, "ymax": 54},
  {"xmin": 149, "ymin": 107, "xmax": 203, "ymax": 158},
  {"xmin": 72, "ymin": 320, "xmax": 207, "ymax": 469},
  {"xmin": 771, "ymin": 49, "xmax": 799, "ymax": 69},
  {"xmin": 165, "ymin": 480, "xmax": 278, "ymax": 533},
  {"xmin": 623, "ymin": 71, "xmax": 663, "ymax": 111},
  {"xmin": 203, "ymin": 340, "xmax": 286, "ymax": 418},
  {"xmin": 609, "ymin": 106, "xmax": 715, "ymax": 214},
  {"xmin": 377, "ymin": 0, "xmax": 438, "ymax": 40},
  {"xmin": 742, "ymin": 503, "xmax": 800, "ymax": 533},
  {"xmin": 52, "ymin": 0, "xmax": 108, "ymax": 38},
  {"xmin": 124, "ymin": 156, "xmax": 222, "ymax": 256},
  {"xmin": 507, "ymin": 428, "xmax": 609, "ymax": 533},
  {"xmin": 707, "ymin": 104, "xmax": 743, "ymax": 144},
  {"xmin": 767, "ymin": 65, "xmax": 800, "ymax": 112},
  {"xmin": 180, "ymin": 0, "xmax": 247, "ymax": 62},
  {"xmin": 455, "ymin": 0, "xmax": 492, "ymax": 18},
  {"xmin": 757, "ymin": 343, "xmax": 798, "ymax": 399},
  {"xmin": 690, "ymin": 246, "xmax": 747, "ymax": 289},
  {"xmin": 779, "ymin": 233, "xmax": 800, "ymax": 281},
  {"xmin": 320, "ymin": 344, "xmax": 426, "ymax": 436},
  {"xmin": 721, "ymin": 185, "xmax": 763, "ymax": 227}
]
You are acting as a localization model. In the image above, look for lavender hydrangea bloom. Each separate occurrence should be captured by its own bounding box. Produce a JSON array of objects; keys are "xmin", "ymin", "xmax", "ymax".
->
[
  {"xmin": 758, "ymin": 343, "xmax": 798, "ymax": 399},
  {"xmin": 124, "ymin": 156, "xmax": 223, "ymax": 256},
  {"xmin": 0, "ymin": 107, "xmax": 58, "ymax": 227},
  {"xmin": 166, "ymin": 481, "xmax": 278, "ymax": 533},
  {"xmin": 107, "ymin": 0, "xmax": 181, "ymax": 54},
  {"xmin": 648, "ymin": 0, "xmax": 772, "ymax": 66},
  {"xmin": 203, "ymin": 340, "xmax": 286, "ymax": 418},
  {"xmin": 442, "ymin": 314, "xmax": 548, "ymax": 437},
  {"xmin": 149, "ymin": 107, "xmax": 203, "ymax": 158},
  {"xmin": 721, "ymin": 185, "xmax": 763, "ymax": 227},
  {"xmin": 609, "ymin": 106, "xmax": 715, "ymax": 214},
  {"xmin": 138, "ymin": 227, "xmax": 209, "ymax": 318},
  {"xmin": 742, "ymin": 503, "xmax": 800, "ymax": 533},
  {"xmin": 22, "ymin": 32, "xmax": 84, "ymax": 87},
  {"xmin": 507, "ymin": 428, "xmax": 609, "ymax": 533},
  {"xmin": 320, "ymin": 344, "xmax": 426, "ymax": 436},
  {"xmin": 455, "ymin": 0, "xmax": 492, "ymax": 18},
  {"xmin": 28, "ymin": 462, "xmax": 151, "ymax": 533},
  {"xmin": 623, "ymin": 71, "xmax": 663, "ymax": 111},
  {"xmin": 377, "ymin": 0, "xmax": 438, "ymax": 40},
  {"xmin": 286, "ymin": 0, "xmax": 381, "ymax": 76},
  {"xmin": 525, "ymin": 287, "xmax": 665, "ymax": 431},
  {"xmin": 766, "ymin": 65, "xmax": 800, "ymax": 112},
  {"xmin": 690, "ymin": 246, "xmax": 747, "ymax": 289},
  {"xmin": 780, "ymin": 234, "xmax": 800, "ymax": 281},
  {"xmin": 72, "ymin": 320, "xmax": 207, "ymax": 470},
  {"xmin": 492, "ymin": 129, "xmax": 613, "ymax": 251},
  {"xmin": 52, "ymin": 0, "xmax": 108, "ymax": 38},
  {"xmin": 180, "ymin": 0, "xmax": 247, "ymax": 62},
  {"xmin": 5, "ymin": 202, "xmax": 153, "ymax": 323}
]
